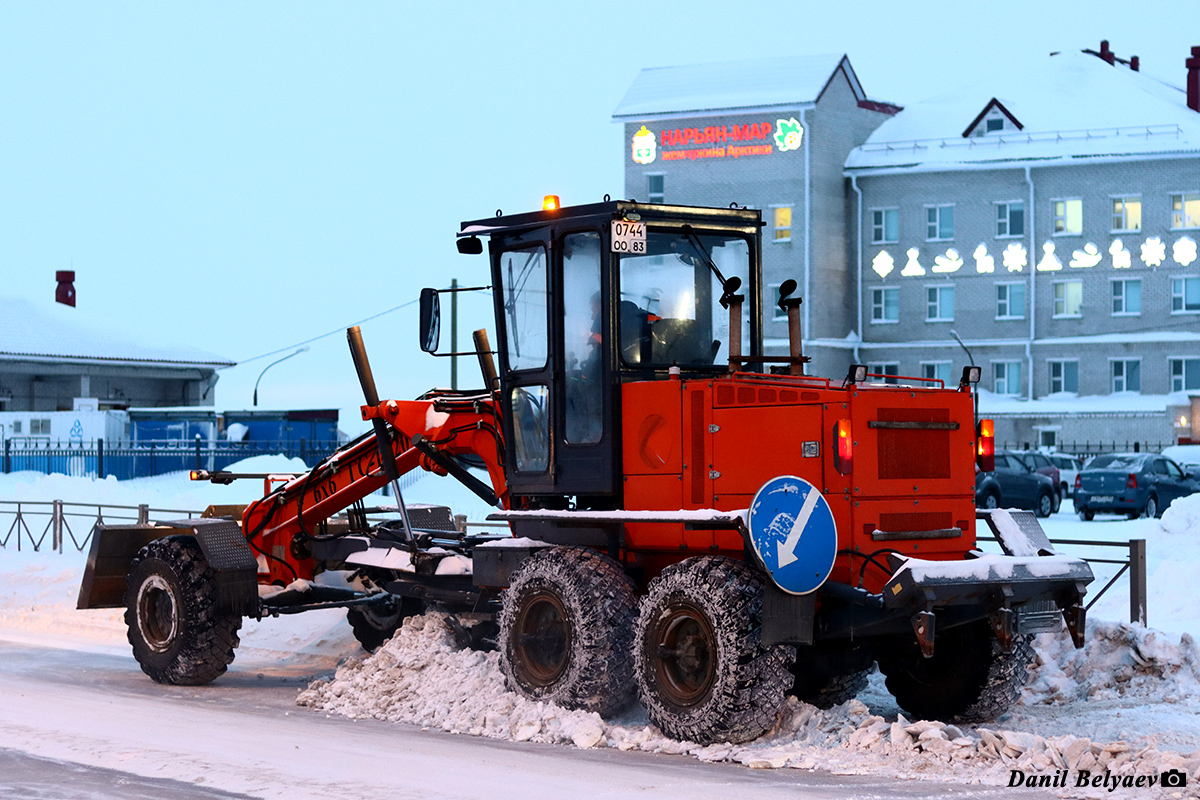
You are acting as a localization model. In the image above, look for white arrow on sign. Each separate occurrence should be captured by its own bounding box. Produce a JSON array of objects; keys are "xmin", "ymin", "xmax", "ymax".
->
[{"xmin": 777, "ymin": 487, "xmax": 820, "ymax": 568}]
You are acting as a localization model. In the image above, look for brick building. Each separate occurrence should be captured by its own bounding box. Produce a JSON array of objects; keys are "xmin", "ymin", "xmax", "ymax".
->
[{"xmin": 616, "ymin": 44, "xmax": 1200, "ymax": 449}]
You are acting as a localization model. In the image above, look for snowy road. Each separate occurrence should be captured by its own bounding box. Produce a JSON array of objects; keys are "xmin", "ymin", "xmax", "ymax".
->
[{"xmin": 0, "ymin": 638, "xmax": 1039, "ymax": 800}]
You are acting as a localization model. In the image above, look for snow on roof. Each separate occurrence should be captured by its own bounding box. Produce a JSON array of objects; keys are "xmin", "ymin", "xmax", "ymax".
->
[
  {"xmin": 846, "ymin": 51, "xmax": 1200, "ymax": 173},
  {"xmin": 613, "ymin": 54, "xmax": 857, "ymax": 119},
  {"xmin": 977, "ymin": 388, "xmax": 1195, "ymax": 417},
  {"xmin": 0, "ymin": 296, "xmax": 234, "ymax": 367}
]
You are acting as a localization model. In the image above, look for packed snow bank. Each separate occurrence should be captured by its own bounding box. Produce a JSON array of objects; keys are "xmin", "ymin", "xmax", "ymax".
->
[{"xmin": 299, "ymin": 613, "xmax": 1200, "ymax": 797}]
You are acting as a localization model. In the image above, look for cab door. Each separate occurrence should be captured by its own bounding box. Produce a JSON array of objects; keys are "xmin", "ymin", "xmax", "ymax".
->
[
  {"xmin": 553, "ymin": 229, "xmax": 617, "ymax": 496},
  {"xmin": 494, "ymin": 235, "xmax": 556, "ymax": 496}
]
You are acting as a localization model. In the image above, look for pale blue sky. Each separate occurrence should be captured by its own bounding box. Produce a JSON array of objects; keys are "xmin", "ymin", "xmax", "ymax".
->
[{"xmin": 3, "ymin": 1, "xmax": 1196, "ymax": 431}]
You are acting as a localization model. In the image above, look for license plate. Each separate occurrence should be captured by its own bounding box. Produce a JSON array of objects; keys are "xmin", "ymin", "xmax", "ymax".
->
[
  {"xmin": 611, "ymin": 220, "xmax": 646, "ymax": 254},
  {"xmin": 1091, "ymin": 495, "xmax": 1113, "ymax": 503}
]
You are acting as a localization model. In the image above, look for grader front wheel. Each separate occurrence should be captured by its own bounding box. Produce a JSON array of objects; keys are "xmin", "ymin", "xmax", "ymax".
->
[{"xmin": 124, "ymin": 537, "xmax": 242, "ymax": 685}]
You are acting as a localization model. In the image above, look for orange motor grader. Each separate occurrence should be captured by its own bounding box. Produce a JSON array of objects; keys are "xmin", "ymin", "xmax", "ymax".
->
[{"xmin": 79, "ymin": 199, "xmax": 1092, "ymax": 745}]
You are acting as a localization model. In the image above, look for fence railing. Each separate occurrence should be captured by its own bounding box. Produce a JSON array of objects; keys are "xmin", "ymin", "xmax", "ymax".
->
[
  {"xmin": 0, "ymin": 500, "xmax": 204, "ymax": 553},
  {"xmin": 1000, "ymin": 441, "xmax": 1174, "ymax": 459},
  {"xmin": 4, "ymin": 501, "xmax": 1149, "ymax": 626},
  {"xmin": 979, "ymin": 535, "xmax": 1147, "ymax": 626},
  {"xmin": 1, "ymin": 438, "xmax": 341, "ymax": 480}
]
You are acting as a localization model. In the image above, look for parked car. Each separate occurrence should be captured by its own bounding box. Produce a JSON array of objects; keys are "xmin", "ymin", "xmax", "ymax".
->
[
  {"xmin": 1044, "ymin": 452, "xmax": 1082, "ymax": 498},
  {"xmin": 1161, "ymin": 444, "xmax": 1200, "ymax": 474},
  {"xmin": 1014, "ymin": 451, "xmax": 1062, "ymax": 511},
  {"xmin": 1073, "ymin": 452, "xmax": 1200, "ymax": 520},
  {"xmin": 975, "ymin": 449, "xmax": 1058, "ymax": 517}
]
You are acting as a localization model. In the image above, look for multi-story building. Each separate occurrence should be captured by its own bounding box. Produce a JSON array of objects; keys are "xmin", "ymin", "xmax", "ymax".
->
[{"xmin": 616, "ymin": 43, "xmax": 1200, "ymax": 449}]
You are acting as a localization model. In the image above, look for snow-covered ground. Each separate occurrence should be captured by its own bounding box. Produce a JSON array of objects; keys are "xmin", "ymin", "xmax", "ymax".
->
[{"xmin": 2, "ymin": 463, "xmax": 1199, "ymax": 798}]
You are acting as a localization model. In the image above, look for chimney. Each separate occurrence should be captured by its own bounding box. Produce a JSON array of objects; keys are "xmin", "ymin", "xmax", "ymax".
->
[
  {"xmin": 1189, "ymin": 46, "xmax": 1200, "ymax": 113},
  {"xmin": 55, "ymin": 271, "xmax": 76, "ymax": 307},
  {"xmin": 1099, "ymin": 40, "xmax": 1115, "ymax": 65},
  {"xmin": 1130, "ymin": 55, "xmax": 1139, "ymax": 72}
]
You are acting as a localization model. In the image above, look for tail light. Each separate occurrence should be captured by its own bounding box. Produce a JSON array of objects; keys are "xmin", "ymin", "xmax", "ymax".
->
[
  {"xmin": 834, "ymin": 419, "xmax": 853, "ymax": 475},
  {"xmin": 1126, "ymin": 473, "xmax": 1138, "ymax": 489},
  {"xmin": 976, "ymin": 418, "xmax": 995, "ymax": 473},
  {"xmin": 1074, "ymin": 473, "xmax": 1082, "ymax": 490}
]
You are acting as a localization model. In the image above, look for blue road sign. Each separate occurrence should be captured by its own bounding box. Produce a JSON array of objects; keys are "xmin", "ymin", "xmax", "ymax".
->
[{"xmin": 747, "ymin": 475, "xmax": 837, "ymax": 595}]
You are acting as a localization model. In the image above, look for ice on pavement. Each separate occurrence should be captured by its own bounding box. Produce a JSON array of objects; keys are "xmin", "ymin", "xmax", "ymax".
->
[{"xmin": 3, "ymin": 468, "xmax": 1200, "ymax": 796}]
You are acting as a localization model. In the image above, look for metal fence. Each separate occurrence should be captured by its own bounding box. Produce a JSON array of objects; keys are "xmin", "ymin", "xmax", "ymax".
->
[
  {"xmin": 0, "ymin": 500, "xmax": 203, "ymax": 553},
  {"xmin": 979, "ymin": 535, "xmax": 1147, "ymax": 626},
  {"xmin": 1, "ymin": 438, "xmax": 341, "ymax": 480},
  {"xmin": 1000, "ymin": 441, "xmax": 1174, "ymax": 459}
]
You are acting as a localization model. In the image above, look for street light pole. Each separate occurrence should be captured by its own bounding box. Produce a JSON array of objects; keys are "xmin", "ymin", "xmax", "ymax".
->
[{"xmin": 253, "ymin": 347, "xmax": 309, "ymax": 407}]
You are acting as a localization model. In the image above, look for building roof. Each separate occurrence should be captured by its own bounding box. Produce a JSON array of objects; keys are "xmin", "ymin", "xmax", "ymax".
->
[
  {"xmin": 0, "ymin": 296, "xmax": 234, "ymax": 368},
  {"xmin": 612, "ymin": 54, "xmax": 864, "ymax": 120},
  {"xmin": 846, "ymin": 51, "xmax": 1200, "ymax": 173}
]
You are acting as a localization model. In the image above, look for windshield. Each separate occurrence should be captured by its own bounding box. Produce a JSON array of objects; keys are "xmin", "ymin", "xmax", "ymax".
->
[{"xmin": 617, "ymin": 230, "xmax": 751, "ymax": 367}]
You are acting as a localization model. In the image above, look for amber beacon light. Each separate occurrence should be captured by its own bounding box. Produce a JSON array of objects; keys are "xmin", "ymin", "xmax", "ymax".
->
[{"xmin": 542, "ymin": 195, "xmax": 560, "ymax": 211}]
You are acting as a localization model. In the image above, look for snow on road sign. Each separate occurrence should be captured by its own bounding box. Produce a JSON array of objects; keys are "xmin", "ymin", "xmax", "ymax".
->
[{"xmin": 748, "ymin": 476, "xmax": 837, "ymax": 595}]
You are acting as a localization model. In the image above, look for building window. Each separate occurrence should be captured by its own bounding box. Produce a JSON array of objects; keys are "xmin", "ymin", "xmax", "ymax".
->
[
  {"xmin": 986, "ymin": 118, "xmax": 1004, "ymax": 133},
  {"xmin": 996, "ymin": 202, "xmax": 1024, "ymax": 237},
  {"xmin": 30, "ymin": 419, "xmax": 50, "ymax": 435},
  {"xmin": 994, "ymin": 361, "xmax": 1022, "ymax": 395},
  {"xmin": 926, "ymin": 285, "xmax": 954, "ymax": 321},
  {"xmin": 1171, "ymin": 193, "xmax": 1200, "ymax": 229},
  {"xmin": 1052, "ymin": 199, "xmax": 1083, "ymax": 235},
  {"xmin": 871, "ymin": 208, "xmax": 898, "ymax": 243},
  {"xmin": 926, "ymin": 205, "xmax": 954, "ymax": 241},
  {"xmin": 1111, "ymin": 279, "xmax": 1142, "ymax": 316},
  {"xmin": 868, "ymin": 363, "xmax": 899, "ymax": 385},
  {"xmin": 646, "ymin": 174, "xmax": 664, "ymax": 204},
  {"xmin": 921, "ymin": 361, "xmax": 952, "ymax": 386},
  {"xmin": 1111, "ymin": 196, "xmax": 1141, "ymax": 232},
  {"xmin": 1171, "ymin": 358, "xmax": 1200, "ymax": 392},
  {"xmin": 1037, "ymin": 428, "xmax": 1059, "ymax": 449},
  {"xmin": 871, "ymin": 287, "xmax": 899, "ymax": 323},
  {"xmin": 1111, "ymin": 360, "xmax": 1141, "ymax": 393},
  {"xmin": 1053, "ymin": 280, "xmax": 1083, "ymax": 317},
  {"xmin": 1172, "ymin": 277, "xmax": 1200, "ymax": 313},
  {"xmin": 996, "ymin": 282, "xmax": 1025, "ymax": 319},
  {"xmin": 12, "ymin": 420, "xmax": 22, "ymax": 434},
  {"xmin": 1049, "ymin": 361, "xmax": 1079, "ymax": 394},
  {"xmin": 772, "ymin": 206, "xmax": 792, "ymax": 242}
]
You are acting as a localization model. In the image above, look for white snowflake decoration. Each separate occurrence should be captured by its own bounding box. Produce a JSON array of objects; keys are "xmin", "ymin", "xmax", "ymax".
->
[
  {"xmin": 1002, "ymin": 242, "xmax": 1027, "ymax": 272},
  {"xmin": 1141, "ymin": 237, "xmax": 1166, "ymax": 267},
  {"xmin": 1036, "ymin": 241, "xmax": 1062, "ymax": 272},
  {"xmin": 973, "ymin": 244, "xmax": 994, "ymax": 273},
  {"xmin": 1069, "ymin": 243, "xmax": 1102, "ymax": 269},
  {"xmin": 1109, "ymin": 239, "xmax": 1131, "ymax": 269},
  {"xmin": 932, "ymin": 248, "xmax": 963, "ymax": 273},
  {"xmin": 871, "ymin": 250, "xmax": 894, "ymax": 278},
  {"xmin": 901, "ymin": 247, "xmax": 925, "ymax": 276},
  {"xmin": 1174, "ymin": 236, "xmax": 1198, "ymax": 267}
]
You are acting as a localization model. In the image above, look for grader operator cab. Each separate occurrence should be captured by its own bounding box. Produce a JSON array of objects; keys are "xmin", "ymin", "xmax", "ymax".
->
[{"xmin": 79, "ymin": 199, "xmax": 1093, "ymax": 745}]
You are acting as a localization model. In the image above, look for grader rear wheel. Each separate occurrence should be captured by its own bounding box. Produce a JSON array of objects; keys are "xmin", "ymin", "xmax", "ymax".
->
[
  {"xmin": 498, "ymin": 547, "xmax": 638, "ymax": 717},
  {"xmin": 634, "ymin": 556, "xmax": 795, "ymax": 745}
]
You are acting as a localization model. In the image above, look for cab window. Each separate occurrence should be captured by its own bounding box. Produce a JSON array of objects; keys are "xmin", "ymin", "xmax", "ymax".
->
[{"xmin": 618, "ymin": 231, "xmax": 750, "ymax": 368}]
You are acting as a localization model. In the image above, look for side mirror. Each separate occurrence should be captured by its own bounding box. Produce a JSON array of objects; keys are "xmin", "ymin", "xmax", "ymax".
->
[
  {"xmin": 456, "ymin": 236, "xmax": 483, "ymax": 255},
  {"xmin": 419, "ymin": 288, "xmax": 441, "ymax": 353}
]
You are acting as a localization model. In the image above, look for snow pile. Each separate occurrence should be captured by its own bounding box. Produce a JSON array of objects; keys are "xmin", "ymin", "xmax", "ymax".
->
[
  {"xmin": 299, "ymin": 613, "xmax": 1200, "ymax": 795},
  {"xmin": 1161, "ymin": 492, "xmax": 1200, "ymax": 537},
  {"xmin": 1026, "ymin": 623, "xmax": 1200, "ymax": 706}
]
